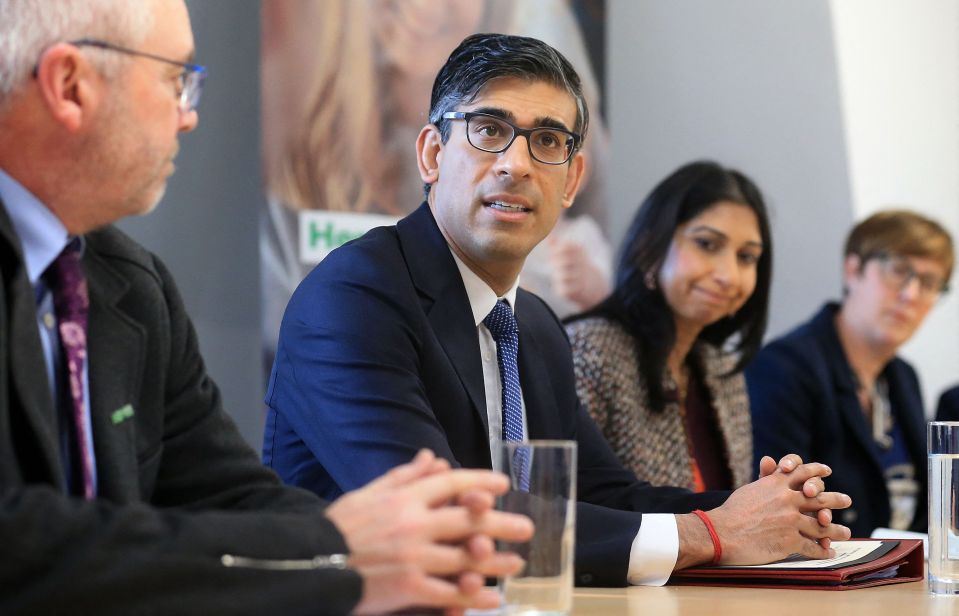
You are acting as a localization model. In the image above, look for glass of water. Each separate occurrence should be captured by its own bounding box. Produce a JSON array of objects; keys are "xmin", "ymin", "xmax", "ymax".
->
[
  {"xmin": 498, "ymin": 440, "xmax": 577, "ymax": 615},
  {"xmin": 929, "ymin": 421, "xmax": 959, "ymax": 595}
]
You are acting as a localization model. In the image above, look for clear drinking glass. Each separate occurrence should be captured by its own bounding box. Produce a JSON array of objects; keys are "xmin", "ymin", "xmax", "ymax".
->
[
  {"xmin": 929, "ymin": 421, "xmax": 959, "ymax": 595},
  {"xmin": 498, "ymin": 440, "xmax": 577, "ymax": 615}
]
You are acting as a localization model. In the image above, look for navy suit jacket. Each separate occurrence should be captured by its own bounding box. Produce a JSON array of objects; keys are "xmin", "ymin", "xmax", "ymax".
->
[
  {"xmin": 0, "ymin": 201, "xmax": 360, "ymax": 615},
  {"xmin": 746, "ymin": 303, "xmax": 927, "ymax": 536},
  {"xmin": 936, "ymin": 385, "xmax": 959, "ymax": 421},
  {"xmin": 265, "ymin": 203, "xmax": 726, "ymax": 586}
]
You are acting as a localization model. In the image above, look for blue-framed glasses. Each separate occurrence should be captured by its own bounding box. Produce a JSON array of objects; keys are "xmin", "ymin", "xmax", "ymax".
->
[
  {"xmin": 442, "ymin": 111, "xmax": 581, "ymax": 165},
  {"xmin": 69, "ymin": 38, "xmax": 207, "ymax": 113}
]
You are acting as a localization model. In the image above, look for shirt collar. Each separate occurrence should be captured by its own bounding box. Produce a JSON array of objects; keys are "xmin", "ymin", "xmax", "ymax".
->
[
  {"xmin": 449, "ymin": 248, "xmax": 520, "ymax": 326},
  {"xmin": 0, "ymin": 168, "xmax": 70, "ymax": 286}
]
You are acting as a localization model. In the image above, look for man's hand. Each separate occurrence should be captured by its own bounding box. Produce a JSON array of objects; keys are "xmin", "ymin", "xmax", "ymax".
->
[
  {"xmin": 759, "ymin": 454, "xmax": 836, "ymax": 531},
  {"xmin": 325, "ymin": 450, "xmax": 534, "ymax": 615},
  {"xmin": 676, "ymin": 460, "xmax": 851, "ymax": 569}
]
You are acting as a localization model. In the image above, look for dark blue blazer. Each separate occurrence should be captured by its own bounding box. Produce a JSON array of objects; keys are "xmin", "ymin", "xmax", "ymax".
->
[
  {"xmin": 746, "ymin": 303, "xmax": 927, "ymax": 536},
  {"xmin": 936, "ymin": 385, "xmax": 959, "ymax": 421},
  {"xmin": 264, "ymin": 203, "xmax": 726, "ymax": 586}
]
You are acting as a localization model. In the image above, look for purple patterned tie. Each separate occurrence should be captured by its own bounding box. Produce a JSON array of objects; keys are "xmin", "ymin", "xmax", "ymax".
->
[{"xmin": 48, "ymin": 243, "xmax": 95, "ymax": 499}]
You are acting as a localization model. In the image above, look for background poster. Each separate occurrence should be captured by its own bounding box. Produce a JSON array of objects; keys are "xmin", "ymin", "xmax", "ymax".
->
[{"xmin": 260, "ymin": 0, "xmax": 609, "ymax": 373}]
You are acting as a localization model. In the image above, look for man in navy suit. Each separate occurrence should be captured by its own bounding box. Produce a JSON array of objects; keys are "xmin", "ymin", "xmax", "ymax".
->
[
  {"xmin": 266, "ymin": 33, "xmax": 853, "ymax": 587},
  {"xmin": 0, "ymin": 1, "xmax": 532, "ymax": 613}
]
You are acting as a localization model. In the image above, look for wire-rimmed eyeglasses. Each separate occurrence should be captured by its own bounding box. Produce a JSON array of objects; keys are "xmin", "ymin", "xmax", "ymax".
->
[
  {"xmin": 68, "ymin": 38, "xmax": 206, "ymax": 113},
  {"xmin": 442, "ymin": 111, "xmax": 581, "ymax": 165}
]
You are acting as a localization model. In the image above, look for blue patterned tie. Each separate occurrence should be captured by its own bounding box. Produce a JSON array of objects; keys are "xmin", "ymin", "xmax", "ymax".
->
[{"xmin": 484, "ymin": 300, "xmax": 529, "ymax": 490}]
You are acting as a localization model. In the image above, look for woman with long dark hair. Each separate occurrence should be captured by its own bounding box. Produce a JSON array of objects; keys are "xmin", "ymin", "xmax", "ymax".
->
[{"xmin": 567, "ymin": 160, "xmax": 772, "ymax": 491}]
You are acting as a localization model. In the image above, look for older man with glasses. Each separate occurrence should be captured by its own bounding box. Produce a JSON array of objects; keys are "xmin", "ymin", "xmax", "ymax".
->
[
  {"xmin": 749, "ymin": 209, "xmax": 955, "ymax": 538},
  {"xmin": 0, "ymin": 1, "xmax": 535, "ymax": 614}
]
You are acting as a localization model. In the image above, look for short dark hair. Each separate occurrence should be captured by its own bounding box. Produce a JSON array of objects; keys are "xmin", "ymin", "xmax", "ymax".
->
[
  {"xmin": 428, "ymin": 33, "xmax": 589, "ymax": 145},
  {"xmin": 570, "ymin": 161, "xmax": 773, "ymax": 413}
]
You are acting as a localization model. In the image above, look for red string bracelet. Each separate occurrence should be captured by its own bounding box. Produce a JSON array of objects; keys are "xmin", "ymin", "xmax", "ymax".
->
[{"xmin": 692, "ymin": 509, "xmax": 722, "ymax": 565}]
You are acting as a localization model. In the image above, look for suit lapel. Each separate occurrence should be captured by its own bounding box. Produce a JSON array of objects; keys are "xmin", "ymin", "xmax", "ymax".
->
[
  {"xmin": 0, "ymin": 202, "xmax": 64, "ymax": 485},
  {"xmin": 83, "ymin": 242, "xmax": 144, "ymax": 501},
  {"xmin": 818, "ymin": 311, "xmax": 884, "ymax": 476},
  {"xmin": 884, "ymin": 362, "xmax": 926, "ymax": 468},
  {"xmin": 515, "ymin": 293, "xmax": 562, "ymax": 439},
  {"xmin": 397, "ymin": 204, "xmax": 489, "ymax": 434},
  {"xmin": 837, "ymin": 388, "xmax": 882, "ymax": 475}
]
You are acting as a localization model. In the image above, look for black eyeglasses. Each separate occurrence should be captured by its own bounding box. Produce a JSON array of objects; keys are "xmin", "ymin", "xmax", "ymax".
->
[
  {"xmin": 68, "ymin": 38, "xmax": 206, "ymax": 113},
  {"xmin": 873, "ymin": 252, "xmax": 950, "ymax": 300},
  {"xmin": 442, "ymin": 111, "xmax": 581, "ymax": 165}
]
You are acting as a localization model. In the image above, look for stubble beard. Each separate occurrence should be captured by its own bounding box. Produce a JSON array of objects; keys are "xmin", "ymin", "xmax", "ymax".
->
[{"xmin": 87, "ymin": 96, "xmax": 173, "ymax": 225}]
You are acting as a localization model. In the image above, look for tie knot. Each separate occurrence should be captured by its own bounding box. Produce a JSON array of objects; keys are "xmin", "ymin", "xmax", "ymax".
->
[
  {"xmin": 483, "ymin": 299, "xmax": 517, "ymax": 342},
  {"xmin": 49, "ymin": 241, "xmax": 82, "ymax": 281},
  {"xmin": 47, "ymin": 241, "xmax": 89, "ymax": 320}
]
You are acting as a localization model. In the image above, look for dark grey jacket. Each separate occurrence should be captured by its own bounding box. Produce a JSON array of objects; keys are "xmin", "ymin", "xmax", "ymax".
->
[{"xmin": 0, "ymin": 201, "xmax": 361, "ymax": 615}]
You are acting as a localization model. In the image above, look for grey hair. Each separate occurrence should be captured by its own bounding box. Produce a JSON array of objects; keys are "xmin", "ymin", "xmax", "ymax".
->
[{"xmin": 0, "ymin": 0, "xmax": 154, "ymax": 103}]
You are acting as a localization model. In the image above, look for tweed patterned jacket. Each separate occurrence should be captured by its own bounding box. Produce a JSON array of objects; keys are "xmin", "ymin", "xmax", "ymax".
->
[{"xmin": 567, "ymin": 316, "xmax": 753, "ymax": 490}]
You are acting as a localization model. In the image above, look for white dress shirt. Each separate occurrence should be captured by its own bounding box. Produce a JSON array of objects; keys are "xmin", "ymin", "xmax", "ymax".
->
[{"xmin": 448, "ymin": 250, "xmax": 678, "ymax": 586}]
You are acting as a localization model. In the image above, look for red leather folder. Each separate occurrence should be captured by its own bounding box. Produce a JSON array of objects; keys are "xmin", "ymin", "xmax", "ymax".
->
[{"xmin": 669, "ymin": 539, "xmax": 923, "ymax": 590}]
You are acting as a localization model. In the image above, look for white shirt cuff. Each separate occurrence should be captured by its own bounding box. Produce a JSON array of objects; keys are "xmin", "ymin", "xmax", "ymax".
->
[{"xmin": 626, "ymin": 514, "xmax": 679, "ymax": 586}]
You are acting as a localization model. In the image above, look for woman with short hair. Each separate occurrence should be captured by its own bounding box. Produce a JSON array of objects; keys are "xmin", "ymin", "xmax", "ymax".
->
[{"xmin": 747, "ymin": 209, "xmax": 954, "ymax": 536}]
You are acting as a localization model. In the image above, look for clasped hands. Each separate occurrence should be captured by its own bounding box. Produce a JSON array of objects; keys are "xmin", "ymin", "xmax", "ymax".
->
[
  {"xmin": 678, "ymin": 454, "xmax": 853, "ymax": 569},
  {"xmin": 325, "ymin": 449, "xmax": 534, "ymax": 615},
  {"xmin": 328, "ymin": 449, "xmax": 853, "ymax": 611}
]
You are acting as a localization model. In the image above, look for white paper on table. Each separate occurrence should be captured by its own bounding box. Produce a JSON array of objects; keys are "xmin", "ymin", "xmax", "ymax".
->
[{"xmin": 716, "ymin": 541, "xmax": 884, "ymax": 569}]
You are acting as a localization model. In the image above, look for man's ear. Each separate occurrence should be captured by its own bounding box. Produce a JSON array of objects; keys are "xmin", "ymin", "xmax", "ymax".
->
[
  {"xmin": 416, "ymin": 124, "xmax": 443, "ymax": 186},
  {"xmin": 561, "ymin": 150, "xmax": 587, "ymax": 209},
  {"xmin": 33, "ymin": 43, "xmax": 103, "ymax": 133}
]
